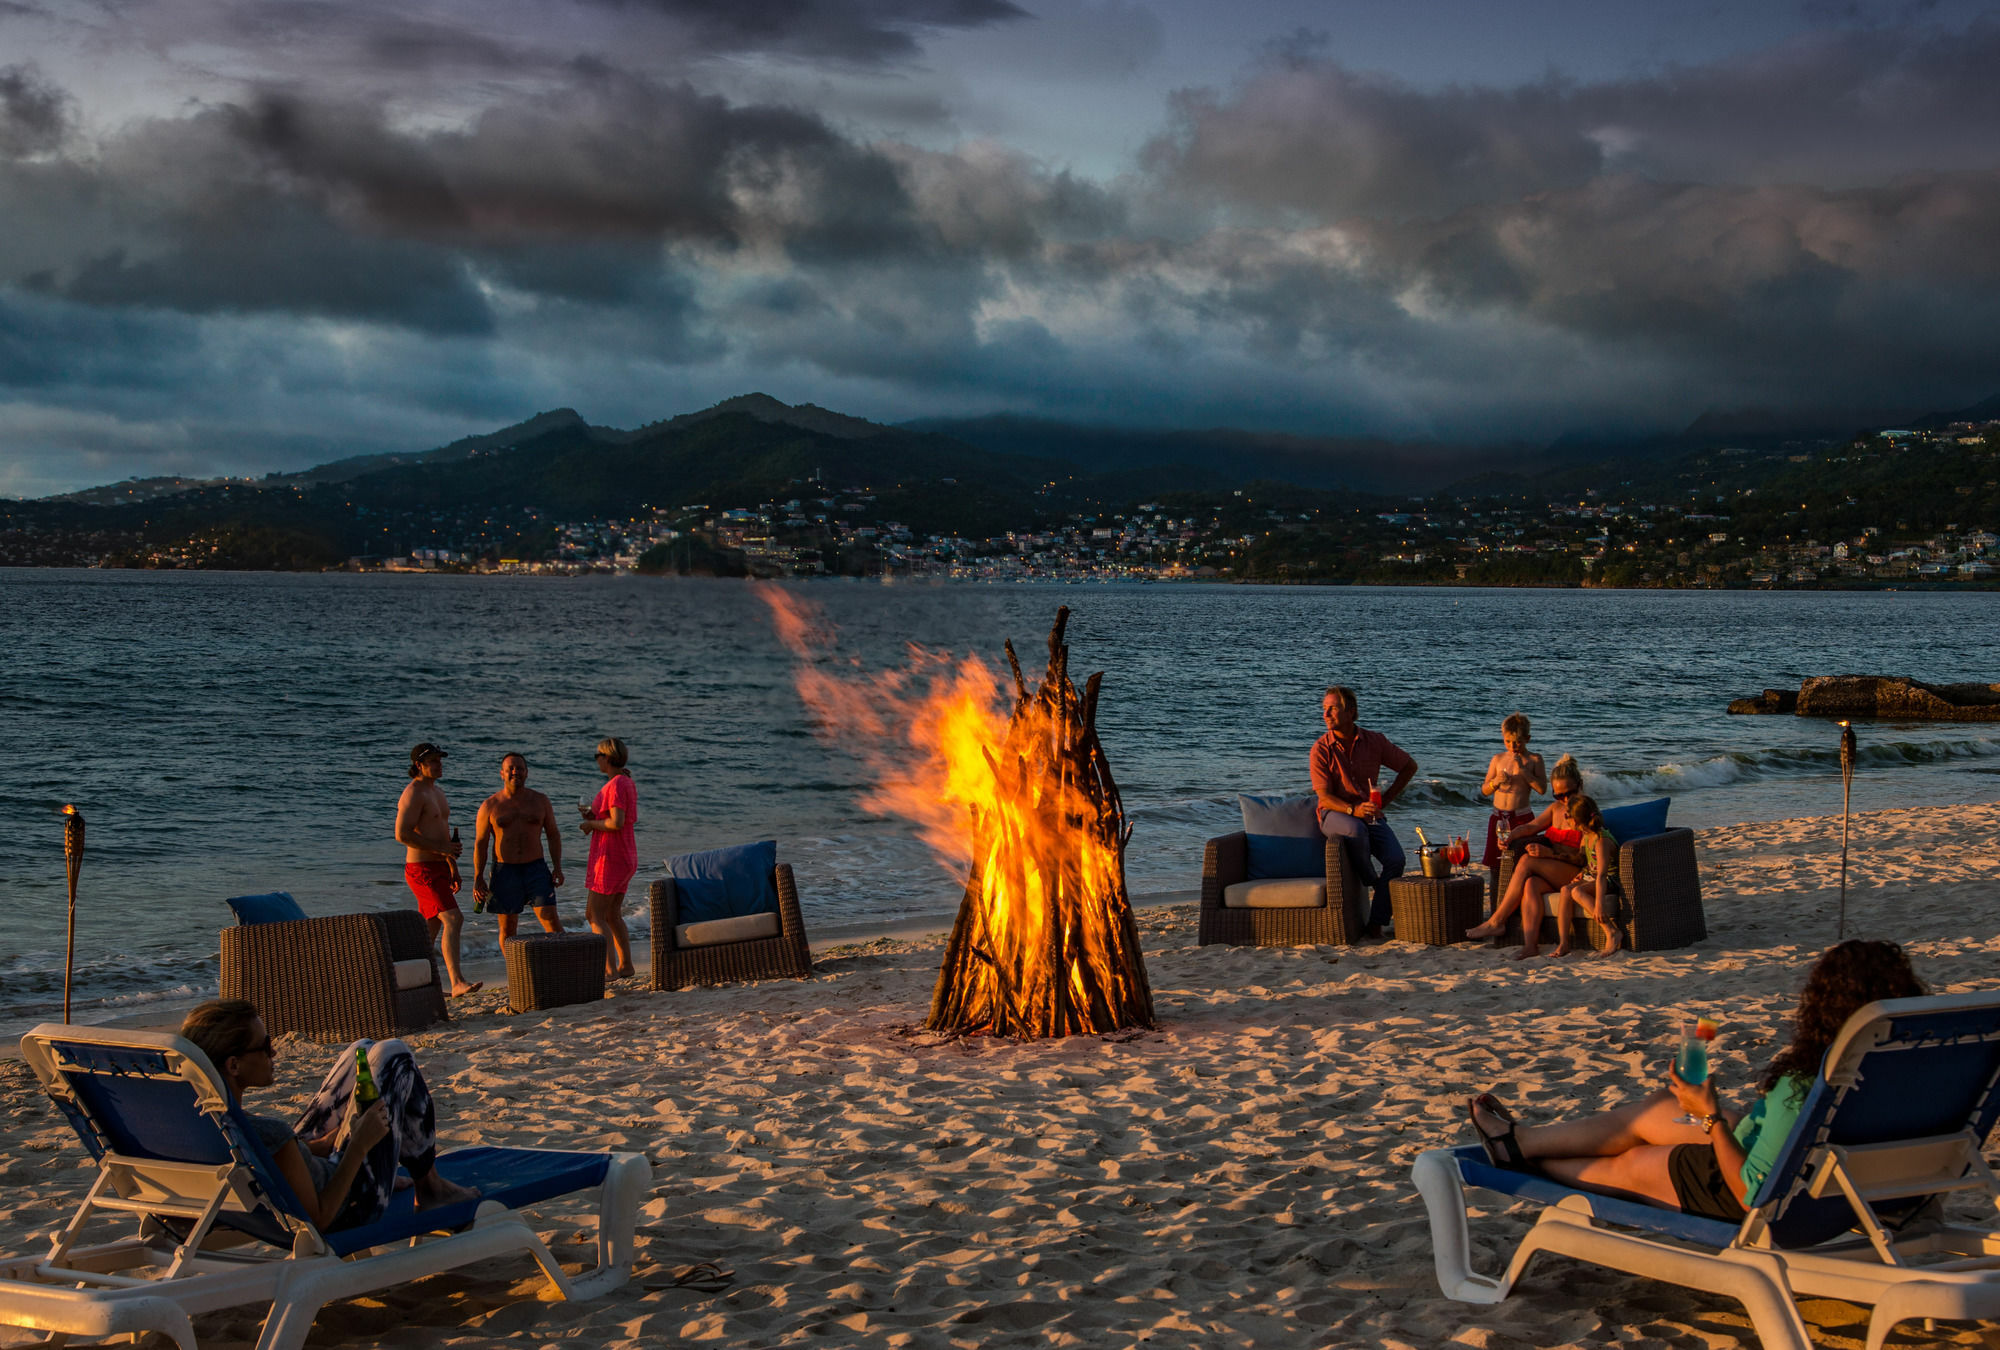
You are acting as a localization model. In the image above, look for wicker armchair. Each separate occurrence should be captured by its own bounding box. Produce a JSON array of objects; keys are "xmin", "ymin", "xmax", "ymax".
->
[
  {"xmin": 220, "ymin": 909, "xmax": 448, "ymax": 1043},
  {"xmin": 1198, "ymin": 832, "xmax": 1368, "ymax": 946},
  {"xmin": 649, "ymin": 863, "xmax": 813, "ymax": 991},
  {"xmin": 1495, "ymin": 827, "xmax": 1707, "ymax": 952}
]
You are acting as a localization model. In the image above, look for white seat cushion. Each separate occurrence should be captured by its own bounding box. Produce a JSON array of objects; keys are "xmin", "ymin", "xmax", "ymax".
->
[
  {"xmin": 1222, "ymin": 878, "xmax": 1327, "ymax": 909},
  {"xmin": 676, "ymin": 910, "xmax": 782, "ymax": 948},
  {"xmin": 392, "ymin": 958, "xmax": 434, "ymax": 990}
]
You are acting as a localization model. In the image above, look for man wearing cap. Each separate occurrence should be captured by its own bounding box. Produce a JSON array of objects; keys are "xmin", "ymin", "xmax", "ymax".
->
[{"xmin": 394, "ymin": 743, "xmax": 480, "ymax": 997}]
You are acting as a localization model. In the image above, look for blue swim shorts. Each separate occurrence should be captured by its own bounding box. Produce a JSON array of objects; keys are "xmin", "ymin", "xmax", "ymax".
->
[{"xmin": 488, "ymin": 859, "xmax": 557, "ymax": 916}]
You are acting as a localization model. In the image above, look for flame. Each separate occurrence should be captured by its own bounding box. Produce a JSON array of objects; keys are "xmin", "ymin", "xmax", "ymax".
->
[
  {"xmin": 760, "ymin": 586, "xmax": 1142, "ymax": 1036},
  {"xmin": 61, "ymin": 804, "xmax": 77, "ymax": 815}
]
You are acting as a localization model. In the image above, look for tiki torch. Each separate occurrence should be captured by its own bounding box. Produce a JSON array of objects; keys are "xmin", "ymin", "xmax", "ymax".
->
[
  {"xmin": 1837, "ymin": 722, "xmax": 1855, "ymax": 942},
  {"xmin": 61, "ymin": 804, "xmax": 85, "ymax": 1024}
]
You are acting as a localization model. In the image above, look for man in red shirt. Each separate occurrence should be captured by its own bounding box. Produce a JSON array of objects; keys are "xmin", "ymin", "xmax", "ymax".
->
[{"xmin": 1310, "ymin": 685, "xmax": 1419, "ymax": 937}]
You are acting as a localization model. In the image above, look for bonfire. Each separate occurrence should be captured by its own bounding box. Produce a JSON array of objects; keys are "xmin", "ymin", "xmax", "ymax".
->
[
  {"xmin": 925, "ymin": 608, "xmax": 1155, "ymax": 1039},
  {"xmin": 763, "ymin": 593, "xmax": 1154, "ymax": 1039}
]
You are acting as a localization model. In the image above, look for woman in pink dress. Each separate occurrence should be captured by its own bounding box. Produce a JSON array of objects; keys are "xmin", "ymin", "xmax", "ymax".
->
[{"xmin": 579, "ymin": 736, "xmax": 638, "ymax": 979}]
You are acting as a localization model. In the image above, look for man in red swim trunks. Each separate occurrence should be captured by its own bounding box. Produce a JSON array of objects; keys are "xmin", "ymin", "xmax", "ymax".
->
[{"xmin": 394, "ymin": 743, "xmax": 480, "ymax": 997}]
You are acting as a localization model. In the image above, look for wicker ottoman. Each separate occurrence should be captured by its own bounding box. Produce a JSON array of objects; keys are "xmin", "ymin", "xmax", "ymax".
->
[
  {"xmin": 504, "ymin": 933, "xmax": 608, "ymax": 1012},
  {"xmin": 1389, "ymin": 875, "xmax": 1484, "ymax": 945}
]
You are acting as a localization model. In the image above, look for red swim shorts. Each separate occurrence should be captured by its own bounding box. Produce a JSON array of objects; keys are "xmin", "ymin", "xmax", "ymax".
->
[{"xmin": 404, "ymin": 861, "xmax": 459, "ymax": 920}]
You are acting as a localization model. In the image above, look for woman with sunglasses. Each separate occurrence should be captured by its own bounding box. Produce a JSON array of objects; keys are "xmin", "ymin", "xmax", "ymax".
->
[
  {"xmin": 1465, "ymin": 754, "xmax": 1589, "ymax": 958},
  {"xmin": 179, "ymin": 999, "xmax": 477, "ymax": 1231},
  {"xmin": 579, "ymin": 735, "xmax": 638, "ymax": 980}
]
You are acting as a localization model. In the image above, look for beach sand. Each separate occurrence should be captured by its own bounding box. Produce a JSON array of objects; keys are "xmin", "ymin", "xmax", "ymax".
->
[{"xmin": 3, "ymin": 800, "xmax": 1998, "ymax": 1348}]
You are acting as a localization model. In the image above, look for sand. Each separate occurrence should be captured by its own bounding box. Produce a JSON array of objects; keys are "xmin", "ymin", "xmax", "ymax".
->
[{"xmin": 3, "ymin": 800, "xmax": 1999, "ymax": 1349}]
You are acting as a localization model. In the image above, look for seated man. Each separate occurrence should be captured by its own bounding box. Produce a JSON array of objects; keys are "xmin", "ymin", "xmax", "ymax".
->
[{"xmin": 1310, "ymin": 684, "xmax": 1417, "ymax": 937}]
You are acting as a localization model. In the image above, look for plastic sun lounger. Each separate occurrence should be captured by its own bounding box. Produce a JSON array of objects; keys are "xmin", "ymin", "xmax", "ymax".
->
[
  {"xmin": 1411, "ymin": 991, "xmax": 2000, "ymax": 1350},
  {"xmin": 0, "ymin": 1024, "xmax": 652, "ymax": 1350}
]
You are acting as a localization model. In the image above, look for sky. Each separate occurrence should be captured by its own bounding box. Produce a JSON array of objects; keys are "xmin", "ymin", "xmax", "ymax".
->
[{"xmin": 3, "ymin": 0, "xmax": 2000, "ymax": 495}]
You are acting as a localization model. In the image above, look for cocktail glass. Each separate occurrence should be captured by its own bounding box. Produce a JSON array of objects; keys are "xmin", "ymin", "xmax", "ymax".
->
[{"xmin": 1673, "ymin": 1019, "xmax": 1711, "ymax": 1124}]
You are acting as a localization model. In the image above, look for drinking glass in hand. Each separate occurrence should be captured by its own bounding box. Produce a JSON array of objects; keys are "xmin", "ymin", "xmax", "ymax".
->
[{"xmin": 1673, "ymin": 1020, "xmax": 1710, "ymax": 1124}]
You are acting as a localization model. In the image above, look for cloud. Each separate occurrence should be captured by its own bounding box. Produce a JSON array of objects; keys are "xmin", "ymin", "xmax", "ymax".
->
[
  {"xmin": 1143, "ymin": 22, "xmax": 2000, "ymax": 221},
  {"xmin": 582, "ymin": 0, "xmax": 1031, "ymax": 64},
  {"xmin": 0, "ymin": 62, "xmax": 70, "ymax": 157}
]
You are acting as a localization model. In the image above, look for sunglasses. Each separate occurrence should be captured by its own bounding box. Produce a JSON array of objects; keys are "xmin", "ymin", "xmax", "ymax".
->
[
  {"xmin": 238, "ymin": 1037, "xmax": 274, "ymax": 1058},
  {"xmin": 1554, "ymin": 788, "xmax": 1577, "ymax": 800}
]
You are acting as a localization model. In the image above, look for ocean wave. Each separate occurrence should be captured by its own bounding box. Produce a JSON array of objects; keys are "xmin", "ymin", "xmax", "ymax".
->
[{"xmin": 1588, "ymin": 735, "xmax": 2000, "ymax": 798}]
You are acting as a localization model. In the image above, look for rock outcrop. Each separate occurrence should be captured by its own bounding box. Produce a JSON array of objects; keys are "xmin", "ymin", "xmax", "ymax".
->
[{"xmin": 1728, "ymin": 675, "xmax": 2000, "ymax": 720}]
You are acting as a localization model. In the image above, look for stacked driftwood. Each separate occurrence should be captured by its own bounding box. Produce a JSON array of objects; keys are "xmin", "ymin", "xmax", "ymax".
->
[{"xmin": 926, "ymin": 607, "xmax": 1157, "ymax": 1038}]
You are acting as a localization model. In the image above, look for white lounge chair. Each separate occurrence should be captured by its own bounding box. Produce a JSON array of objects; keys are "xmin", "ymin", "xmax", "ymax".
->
[
  {"xmin": 0, "ymin": 1024, "xmax": 652, "ymax": 1350},
  {"xmin": 1412, "ymin": 991, "xmax": 2000, "ymax": 1350}
]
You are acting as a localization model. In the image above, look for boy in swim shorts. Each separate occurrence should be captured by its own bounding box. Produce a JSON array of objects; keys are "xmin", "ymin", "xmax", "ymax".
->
[
  {"xmin": 394, "ymin": 743, "xmax": 480, "ymax": 997},
  {"xmin": 1480, "ymin": 713, "xmax": 1545, "ymax": 871}
]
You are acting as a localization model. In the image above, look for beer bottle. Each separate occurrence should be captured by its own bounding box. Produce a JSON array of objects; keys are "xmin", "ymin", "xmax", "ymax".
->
[{"xmin": 354, "ymin": 1045, "xmax": 379, "ymax": 1107}]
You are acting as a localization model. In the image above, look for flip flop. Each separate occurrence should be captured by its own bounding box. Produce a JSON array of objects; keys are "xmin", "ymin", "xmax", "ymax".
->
[{"xmin": 1466, "ymin": 1095, "xmax": 1531, "ymax": 1171}]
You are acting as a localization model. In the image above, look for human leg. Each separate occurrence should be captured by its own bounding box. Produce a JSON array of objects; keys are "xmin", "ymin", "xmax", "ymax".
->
[
  {"xmin": 497, "ymin": 913, "xmax": 518, "ymax": 942},
  {"xmin": 1319, "ymin": 811, "xmax": 1383, "ymax": 934},
  {"xmin": 438, "ymin": 908, "xmax": 478, "ymax": 996},
  {"xmin": 1366, "ymin": 820, "xmax": 1405, "ymax": 930},
  {"xmin": 1467, "ymin": 852, "xmax": 1529, "ymax": 940},
  {"xmin": 1476, "ymin": 1088, "xmax": 1702, "ymax": 1161},
  {"xmin": 587, "ymin": 891, "xmax": 634, "ymax": 978},
  {"xmin": 1515, "ymin": 877, "xmax": 1548, "ymax": 959},
  {"xmin": 1539, "ymin": 1147, "xmax": 1682, "ymax": 1208},
  {"xmin": 533, "ymin": 905, "xmax": 564, "ymax": 934},
  {"xmin": 1550, "ymin": 882, "xmax": 1577, "ymax": 957},
  {"xmin": 366, "ymin": 1039, "xmax": 477, "ymax": 1210}
]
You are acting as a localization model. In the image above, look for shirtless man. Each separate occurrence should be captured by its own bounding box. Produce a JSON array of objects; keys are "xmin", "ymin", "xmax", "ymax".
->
[
  {"xmin": 394, "ymin": 743, "xmax": 480, "ymax": 997},
  {"xmin": 473, "ymin": 753, "xmax": 566, "ymax": 942}
]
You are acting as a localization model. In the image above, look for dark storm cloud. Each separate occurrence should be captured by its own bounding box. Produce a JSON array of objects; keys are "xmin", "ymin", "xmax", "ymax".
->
[
  {"xmin": 0, "ymin": 63, "xmax": 70, "ymax": 157},
  {"xmin": 584, "ymin": 0, "xmax": 1030, "ymax": 63},
  {"xmin": 1145, "ymin": 23, "xmax": 2000, "ymax": 221}
]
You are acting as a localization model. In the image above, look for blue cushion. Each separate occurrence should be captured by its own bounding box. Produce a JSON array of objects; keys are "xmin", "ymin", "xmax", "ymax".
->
[
  {"xmin": 1238, "ymin": 793, "xmax": 1320, "ymax": 838},
  {"xmin": 225, "ymin": 891, "xmax": 307, "ymax": 925},
  {"xmin": 1247, "ymin": 833, "xmax": 1326, "ymax": 879},
  {"xmin": 667, "ymin": 841, "xmax": 778, "ymax": 924},
  {"xmin": 1600, "ymin": 797, "xmax": 1671, "ymax": 843}
]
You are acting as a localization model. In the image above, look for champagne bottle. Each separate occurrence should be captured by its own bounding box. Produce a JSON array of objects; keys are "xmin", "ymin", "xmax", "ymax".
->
[{"xmin": 354, "ymin": 1045, "xmax": 379, "ymax": 1107}]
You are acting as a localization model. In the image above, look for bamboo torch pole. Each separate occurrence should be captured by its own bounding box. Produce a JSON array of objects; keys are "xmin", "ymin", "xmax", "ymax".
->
[
  {"xmin": 1837, "ymin": 721, "xmax": 1855, "ymax": 942},
  {"xmin": 61, "ymin": 804, "xmax": 86, "ymax": 1024}
]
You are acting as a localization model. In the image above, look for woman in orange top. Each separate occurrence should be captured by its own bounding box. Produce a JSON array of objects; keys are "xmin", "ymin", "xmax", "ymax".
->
[{"xmin": 1466, "ymin": 754, "xmax": 1587, "ymax": 959}]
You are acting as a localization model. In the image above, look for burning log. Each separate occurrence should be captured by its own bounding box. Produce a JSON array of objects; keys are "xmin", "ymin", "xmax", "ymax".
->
[{"xmin": 926, "ymin": 607, "xmax": 1156, "ymax": 1039}]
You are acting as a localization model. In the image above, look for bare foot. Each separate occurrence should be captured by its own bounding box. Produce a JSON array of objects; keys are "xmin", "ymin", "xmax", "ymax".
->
[
  {"xmin": 1552, "ymin": 941, "xmax": 1572, "ymax": 958},
  {"xmin": 1597, "ymin": 924, "xmax": 1622, "ymax": 956},
  {"xmin": 1511, "ymin": 946, "xmax": 1539, "ymax": 961},
  {"xmin": 416, "ymin": 1174, "xmax": 481, "ymax": 1211},
  {"xmin": 616, "ymin": 965, "xmax": 636, "ymax": 980},
  {"xmin": 449, "ymin": 981, "xmax": 483, "ymax": 997},
  {"xmin": 1464, "ymin": 922, "xmax": 1500, "ymax": 941}
]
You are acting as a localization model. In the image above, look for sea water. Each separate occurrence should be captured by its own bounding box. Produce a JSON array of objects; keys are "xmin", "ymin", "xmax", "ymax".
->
[{"xmin": 4, "ymin": 570, "xmax": 1998, "ymax": 1033}]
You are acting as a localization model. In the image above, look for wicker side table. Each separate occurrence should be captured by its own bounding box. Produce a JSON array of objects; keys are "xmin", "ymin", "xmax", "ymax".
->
[
  {"xmin": 1389, "ymin": 874, "xmax": 1484, "ymax": 945},
  {"xmin": 504, "ymin": 933, "xmax": 608, "ymax": 1012}
]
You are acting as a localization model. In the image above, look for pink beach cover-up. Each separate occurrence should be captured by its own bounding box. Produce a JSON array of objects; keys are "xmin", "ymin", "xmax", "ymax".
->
[{"xmin": 586, "ymin": 773, "xmax": 638, "ymax": 895}]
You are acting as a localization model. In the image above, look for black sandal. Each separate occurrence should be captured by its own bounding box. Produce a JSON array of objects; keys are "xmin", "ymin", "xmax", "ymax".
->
[{"xmin": 1466, "ymin": 1094, "xmax": 1531, "ymax": 1171}]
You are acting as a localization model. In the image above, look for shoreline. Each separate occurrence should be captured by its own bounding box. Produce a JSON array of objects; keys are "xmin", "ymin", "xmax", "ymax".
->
[{"xmin": 4, "ymin": 800, "xmax": 1999, "ymax": 1346}]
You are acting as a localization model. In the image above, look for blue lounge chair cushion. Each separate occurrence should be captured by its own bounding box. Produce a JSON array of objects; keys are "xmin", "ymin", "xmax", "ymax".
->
[
  {"xmin": 324, "ymin": 1146, "xmax": 612, "ymax": 1256},
  {"xmin": 1600, "ymin": 797, "xmax": 1670, "ymax": 844},
  {"xmin": 1245, "ymin": 834, "xmax": 1325, "ymax": 879},
  {"xmin": 667, "ymin": 840, "xmax": 778, "ymax": 924},
  {"xmin": 226, "ymin": 891, "xmax": 308, "ymax": 925},
  {"xmin": 1449, "ymin": 1145, "xmax": 1743, "ymax": 1247}
]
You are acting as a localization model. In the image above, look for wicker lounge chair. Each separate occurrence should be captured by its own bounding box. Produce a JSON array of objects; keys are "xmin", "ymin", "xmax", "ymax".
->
[
  {"xmin": 649, "ymin": 862, "xmax": 813, "ymax": 990},
  {"xmin": 1411, "ymin": 991, "xmax": 2000, "ymax": 1350},
  {"xmin": 1494, "ymin": 826, "xmax": 1706, "ymax": 952},
  {"xmin": 221, "ymin": 908, "xmax": 447, "ymax": 1044},
  {"xmin": 1198, "ymin": 832, "xmax": 1368, "ymax": 946},
  {"xmin": 0, "ymin": 1023, "xmax": 650, "ymax": 1350}
]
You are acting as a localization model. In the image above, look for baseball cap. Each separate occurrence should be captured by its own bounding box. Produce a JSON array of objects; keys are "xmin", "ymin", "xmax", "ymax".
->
[{"xmin": 409, "ymin": 742, "xmax": 448, "ymax": 766}]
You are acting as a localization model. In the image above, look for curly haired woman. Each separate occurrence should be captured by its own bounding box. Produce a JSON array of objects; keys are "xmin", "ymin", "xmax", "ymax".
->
[{"xmin": 1465, "ymin": 940, "xmax": 1925, "ymax": 1222}]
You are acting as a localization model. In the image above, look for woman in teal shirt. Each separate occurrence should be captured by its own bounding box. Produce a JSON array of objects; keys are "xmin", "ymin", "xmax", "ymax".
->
[{"xmin": 1467, "ymin": 940, "xmax": 1925, "ymax": 1221}]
